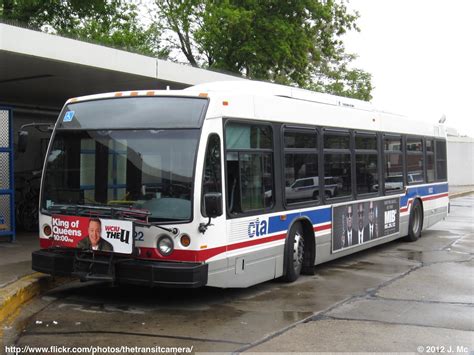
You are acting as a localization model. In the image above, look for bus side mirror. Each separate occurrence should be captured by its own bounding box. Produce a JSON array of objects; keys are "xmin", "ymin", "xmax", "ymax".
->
[
  {"xmin": 204, "ymin": 192, "xmax": 223, "ymax": 218},
  {"xmin": 17, "ymin": 130, "xmax": 29, "ymax": 153}
]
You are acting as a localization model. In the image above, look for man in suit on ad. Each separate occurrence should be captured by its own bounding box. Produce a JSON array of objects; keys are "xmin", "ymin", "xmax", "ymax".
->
[
  {"xmin": 367, "ymin": 200, "xmax": 378, "ymax": 240},
  {"xmin": 357, "ymin": 203, "xmax": 370, "ymax": 244},
  {"xmin": 344, "ymin": 205, "xmax": 357, "ymax": 247}
]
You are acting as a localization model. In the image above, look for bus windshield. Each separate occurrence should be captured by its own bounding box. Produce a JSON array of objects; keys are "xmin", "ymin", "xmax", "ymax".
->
[{"xmin": 41, "ymin": 129, "xmax": 199, "ymax": 222}]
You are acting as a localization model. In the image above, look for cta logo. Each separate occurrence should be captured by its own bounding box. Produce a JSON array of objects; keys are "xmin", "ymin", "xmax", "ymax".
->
[{"xmin": 247, "ymin": 218, "xmax": 268, "ymax": 238}]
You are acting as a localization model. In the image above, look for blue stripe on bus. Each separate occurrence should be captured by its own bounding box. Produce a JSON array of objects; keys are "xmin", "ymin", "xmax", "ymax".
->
[
  {"xmin": 268, "ymin": 207, "xmax": 332, "ymax": 234},
  {"xmin": 400, "ymin": 183, "xmax": 448, "ymax": 207},
  {"xmin": 266, "ymin": 182, "xmax": 447, "ymax": 236}
]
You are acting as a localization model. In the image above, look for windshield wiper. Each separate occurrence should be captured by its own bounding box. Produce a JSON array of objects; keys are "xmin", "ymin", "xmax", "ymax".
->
[
  {"xmin": 47, "ymin": 203, "xmax": 149, "ymax": 220},
  {"xmin": 47, "ymin": 204, "xmax": 177, "ymax": 233}
]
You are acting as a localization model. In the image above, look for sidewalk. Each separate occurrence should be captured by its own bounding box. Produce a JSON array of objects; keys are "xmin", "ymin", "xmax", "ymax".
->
[
  {"xmin": 0, "ymin": 233, "xmax": 37, "ymax": 289},
  {"xmin": 0, "ymin": 233, "xmax": 68, "ymax": 327},
  {"xmin": 449, "ymin": 184, "xmax": 474, "ymax": 197},
  {"xmin": 0, "ymin": 185, "xmax": 473, "ymax": 330}
]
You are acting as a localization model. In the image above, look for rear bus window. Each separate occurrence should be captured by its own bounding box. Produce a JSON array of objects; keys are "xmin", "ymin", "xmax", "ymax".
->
[{"xmin": 435, "ymin": 140, "xmax": 447, "ymax": 181}]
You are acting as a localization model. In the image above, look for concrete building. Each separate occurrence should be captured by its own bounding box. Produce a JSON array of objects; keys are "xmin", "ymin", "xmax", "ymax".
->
[
  {"xmin": 0, "ymin": 22, "xmax": 240, "ymax": 172},
  {"xmin": 446, "ymin": 131, "xmax": 474, "ymax": 186},
  {"xmin": 0, "ymin": 22, "xmax": 240, "ymax": 237}
]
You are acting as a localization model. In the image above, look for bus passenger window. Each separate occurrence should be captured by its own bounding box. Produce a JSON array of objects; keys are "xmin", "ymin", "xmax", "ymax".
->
[
  {"xmin": 384, "ymin": 136, "xmax": 403, "ymax": 192},
  {"xmin": 426, "ymin": 139, "xmax": 435, "ymax": 182},
  {"xmin": 284, "ymin": 129, "xmax": 319, "ymax": 204},
  {"xmin": 356, "ymin": 154, "xmax": 378, "ymax": 194},
  {"xmin": 324, "ymin": 154, "xmax": 351, "ymax": 197},
  {"xmin": 225, "ymin": 122, "xmax": 274, "ymax": 214},
  {"xmin": 355, "ymin": 134, "xmax": 378, "ymax": 195},
  {"xmin": 324, "ymin": 131, "xmax": 351, "ymax": 198},
  {"xmin": 406, "ymin": 138, "xmax": 424, "ymax": 184},
  {"xmin": 240, "ymin": 153, "xmax": 273, "ymax": 211}
]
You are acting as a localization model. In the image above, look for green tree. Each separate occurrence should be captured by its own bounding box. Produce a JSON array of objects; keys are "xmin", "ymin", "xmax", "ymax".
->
[
  {"xmin": 154, "ymin": 0, "xmax": 372, "ymax": 101},
  {"xmin": 0, "ymin": 0, "xmax": 165, "ymax": 57}
]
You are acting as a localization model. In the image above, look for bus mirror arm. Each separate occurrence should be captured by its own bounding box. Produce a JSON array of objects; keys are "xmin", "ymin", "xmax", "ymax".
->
[
  {"xmin": 199, "ymin": 192, "xmax": 223, "ymax": 234},
  {"xmin": 198, "ymin": 218, "xmax": 213, "ymax": 234}
]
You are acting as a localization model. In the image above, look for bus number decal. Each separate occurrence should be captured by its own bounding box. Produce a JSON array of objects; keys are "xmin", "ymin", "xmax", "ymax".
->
[{"xmin": 134, "ymin": 231, "xmax": 144, "ymax": 241}]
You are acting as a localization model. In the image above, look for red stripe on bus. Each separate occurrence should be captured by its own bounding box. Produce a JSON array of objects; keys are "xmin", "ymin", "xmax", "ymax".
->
[
  {"xmin": 138, "ymin": 234, "xmax": 289, "ymax": 262},
  {"xmin": 39, "ymin": 223, "xmax": 333, "ymax": 263},
  {"xmin": 227, "ymin": 233, "xmax": 287, "ymax": 252},
  {"xmin": 400, "ymin": 193, "xmax": 449, "ymax": 212},
  {"xmin": 314, "ymin": 223, "xmax": 331, "ymax": 232},
  {"xmin": 400, "ymin": 200, "xmax": 412, "ymax": 213},
  {"xmin": 421, "ymin": 192, "xmax": 449, "ymax": 202},
  {"xmin": 138, "ymin": 246, "xmax": 224, "ymax": 262}
]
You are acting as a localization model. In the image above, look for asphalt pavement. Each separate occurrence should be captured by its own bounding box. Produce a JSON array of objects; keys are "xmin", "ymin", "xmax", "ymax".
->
[
  {"xmin": 247, "ymin": 194, "xmax": 474, "ymax": 353},
  {"xmin": 1, "ymin": 190, "xmax": 473, "ymax": 354}
]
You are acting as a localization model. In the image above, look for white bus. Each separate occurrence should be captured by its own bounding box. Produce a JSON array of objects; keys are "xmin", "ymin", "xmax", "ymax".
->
[{"xmin": 31, "ymin": 81, "xmax": 449, "ymax": 288}]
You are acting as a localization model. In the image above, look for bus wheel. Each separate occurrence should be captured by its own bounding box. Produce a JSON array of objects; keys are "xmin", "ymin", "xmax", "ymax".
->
[
  {"xmin": 283, "ymin": 222, "xmax": 305, "ymax": 282},
  {"xmin": 405, "ymin": 198, "xmax": 423, "ymax": 242}
]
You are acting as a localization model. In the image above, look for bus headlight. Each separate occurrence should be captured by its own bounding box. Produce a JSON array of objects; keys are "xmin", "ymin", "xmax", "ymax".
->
[
  {"xmin": 43, "ymin": 224, "xmax": 52, "ymax": 237},
  {"xmin": 157, "ymin": 235, "xmax": 174, "ymax": 256}
]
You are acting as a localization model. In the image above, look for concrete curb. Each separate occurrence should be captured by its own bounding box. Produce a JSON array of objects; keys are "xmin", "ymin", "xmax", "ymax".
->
[
  {"xmin": 0, "ymin": 273, "xmax": 70, "ymax": 325},
  {"xmin": 449, "ymin": 190, "xmax": 474, "ymax": 199}
]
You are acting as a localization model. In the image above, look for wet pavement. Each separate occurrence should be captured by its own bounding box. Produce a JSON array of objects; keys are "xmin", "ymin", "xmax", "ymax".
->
[{"xmin": 3, "ymin": 195, "xmax": 474, "ymax": 353}]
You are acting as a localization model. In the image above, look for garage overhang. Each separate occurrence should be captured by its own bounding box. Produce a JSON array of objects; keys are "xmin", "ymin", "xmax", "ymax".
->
[{"xmin": 0, "ymin": 23, "xmax": 241, "ymax": 111}]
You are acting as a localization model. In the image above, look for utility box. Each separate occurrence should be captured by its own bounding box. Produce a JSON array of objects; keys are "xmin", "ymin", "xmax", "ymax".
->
[{"xmin": 0, "ymin": 108, "xmax": 15, "ymax": 241}]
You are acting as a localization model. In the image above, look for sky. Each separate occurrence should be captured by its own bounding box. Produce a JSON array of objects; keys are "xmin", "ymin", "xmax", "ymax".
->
[{"xmin": 343, "ymin": 0, "xmax": 474, "ymax": 137}]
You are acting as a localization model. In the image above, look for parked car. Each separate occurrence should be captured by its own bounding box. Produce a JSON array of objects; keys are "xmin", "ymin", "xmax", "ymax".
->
[
  {"xmin": 285, "ymin": 176, "xmax": 338, "ymax": 202},
  {"xmin": 373, "ymin": 175, "xmax": 403, "ymax": 191},
  {"xmin": 408, "ymin": 173, "xmax": 424, "ymax": 184}
]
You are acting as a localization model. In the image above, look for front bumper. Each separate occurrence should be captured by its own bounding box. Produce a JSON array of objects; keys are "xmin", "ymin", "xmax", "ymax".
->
[{"xmin": 32, "ymin": 249, "xmax": 208, "ymax": 288}]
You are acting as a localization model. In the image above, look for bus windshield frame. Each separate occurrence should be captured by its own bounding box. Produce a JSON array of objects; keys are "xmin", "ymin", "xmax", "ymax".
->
[
  {"xmin": 40, "ymin": 96, "xmax": 208, "ymax": 224},
  {"xmin": 58, "ymin": 96, "xmax": 208, "ymax": 130}
]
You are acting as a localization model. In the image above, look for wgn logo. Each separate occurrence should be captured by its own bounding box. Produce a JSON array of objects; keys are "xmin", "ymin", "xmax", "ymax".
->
[{"xmin": 247, "ymin": 218, "xmax": 268, "ymax": 238}]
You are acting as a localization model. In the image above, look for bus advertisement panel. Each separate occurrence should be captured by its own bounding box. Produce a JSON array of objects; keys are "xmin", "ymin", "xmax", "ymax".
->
[
  {"xmin": 332, "ymin": 197, "xmax": 400, "ymax": 252},
  {"xmin": 50, "ymin": 215, "xmax": 133, "ymax": 254}
]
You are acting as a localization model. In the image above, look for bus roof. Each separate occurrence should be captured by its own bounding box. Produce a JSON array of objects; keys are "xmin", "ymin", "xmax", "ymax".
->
[
  {"xmin": 65, "ymin": 80, "xmax": 446, "ymax": 138},
  {"xmin": 186, "ymin": 80, "xmax": 374, "ymax": 111}
]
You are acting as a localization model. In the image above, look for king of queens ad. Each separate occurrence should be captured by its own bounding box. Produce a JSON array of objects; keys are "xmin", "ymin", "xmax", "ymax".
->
[{"xmin": 50, "ymin": 215, "xmax": 134, "ymax": 254}]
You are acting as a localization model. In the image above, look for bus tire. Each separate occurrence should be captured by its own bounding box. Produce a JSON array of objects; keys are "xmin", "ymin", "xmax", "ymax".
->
[
  {"xmin": 405, "ymin": 198, "xmax": 423, "ymax": 242},
  {"xmin": 283, "ymin": 222, "xmax": 305, "ymax": 282}
]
